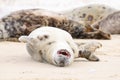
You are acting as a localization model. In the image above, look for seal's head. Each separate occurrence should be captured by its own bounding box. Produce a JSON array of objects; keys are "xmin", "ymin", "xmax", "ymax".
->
[{"xmin": 45, "ymin": 42, "xmax": 74, "ymax": 67}]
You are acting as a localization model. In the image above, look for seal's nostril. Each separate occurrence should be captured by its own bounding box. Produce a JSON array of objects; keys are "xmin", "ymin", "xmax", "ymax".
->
[
  {"xmin": 59, "ymin": 61, "xmax": 65, "ymax": 67},
  {"xmin": 108, "ymin": 34, "xmax": 111, "ymax": 37},
  {"xmin": 106, "ymin": 33, "xmax": 111, "ymax": 39}
]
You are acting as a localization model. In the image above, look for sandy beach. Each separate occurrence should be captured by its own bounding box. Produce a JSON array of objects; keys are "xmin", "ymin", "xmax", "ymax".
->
[
  {"xmin": 0, "ymin": 0, "xmax": 120, "ymax": 80},
  {"xmin": 0, "ymin": 35, "xmax": 120, "ymax": 80}
]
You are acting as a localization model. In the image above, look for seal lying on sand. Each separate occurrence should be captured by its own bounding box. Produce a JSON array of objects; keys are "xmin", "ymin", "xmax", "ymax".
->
[
  {"xmin": 92, "ymin": 11, "xmax": 120, "ymax": 34},
  {"xmin": 62, "ymin": 4, "xmax": 116, "ymax": 26},
  {"xmin": 19, "ymin": 27, "xmax": 101, "ymax": 67},
  {"xmin": 0, "ymin": 8, "xmax": 110, "ymax": 41}
]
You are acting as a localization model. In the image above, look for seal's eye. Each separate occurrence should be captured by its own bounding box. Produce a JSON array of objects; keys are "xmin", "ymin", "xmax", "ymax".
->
[{"xmin": 57, "ymin": 49, "xmax": 71, "ymax": 58}]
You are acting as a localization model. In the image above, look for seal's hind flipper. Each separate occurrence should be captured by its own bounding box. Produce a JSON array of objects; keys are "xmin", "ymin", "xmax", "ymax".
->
[{"xmin": 0, "ymin": 38, "xmax": 19, "ymax": 42}]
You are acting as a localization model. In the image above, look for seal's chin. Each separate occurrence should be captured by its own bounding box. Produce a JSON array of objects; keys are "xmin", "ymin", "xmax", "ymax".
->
[{"xmin": 57, "ymin": 49, "xmax": 71, "ymax": 58}]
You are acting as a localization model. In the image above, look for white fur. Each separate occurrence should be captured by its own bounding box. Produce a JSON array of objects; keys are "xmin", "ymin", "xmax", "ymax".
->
[{"xmin": 19, "ymin": 26, "xmax": 79, "ymax": 66}]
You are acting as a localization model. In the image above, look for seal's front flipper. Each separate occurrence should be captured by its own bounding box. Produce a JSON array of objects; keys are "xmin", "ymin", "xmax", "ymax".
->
[
  {"xmin": 19, "ymin": 36, "xmax": 37, "ymax": 45},
  {"xmin": 79, "ymin": 50, "xmax": 99, "ymax": 61},
  {"xmin": 76, "ymin": 41, "xmax": 101, "ymax": 61},
  {"xmin": 19, "ymin": 36, "xmax": 28, "ymax": 42},
  {"xmin": 76, "ymin": 41, "xmax": 102, "ymax": 53}
]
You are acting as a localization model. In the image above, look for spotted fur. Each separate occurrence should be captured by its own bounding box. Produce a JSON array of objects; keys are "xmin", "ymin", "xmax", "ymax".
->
[
  {"xmin": 0, "ymin": 8, "xmax": 110, "ymax": 41},
  {"xmin": 92, "ymin": 11, "xmax": 120, "ymax": 34},
  {"xmin": 62, "ymin": 4, "xmax": 117, "ymax": 26},
  {"xmin": 19, "ymin": 27, "xmax": 101, "ymax": 67}
]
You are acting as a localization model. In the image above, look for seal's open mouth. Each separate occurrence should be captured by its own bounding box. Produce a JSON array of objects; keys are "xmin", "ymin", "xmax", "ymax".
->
[{"xmin": 57, "ymin": 49, "xmax": 71, "ymax": 58}]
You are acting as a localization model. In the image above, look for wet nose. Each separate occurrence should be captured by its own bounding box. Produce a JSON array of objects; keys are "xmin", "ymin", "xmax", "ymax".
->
[
  {"xmin": 58, "ymin": 55, "xmax": 68, "ymax": 67},
  {"xmin": 59, "ymin": 60, "xmax": 65, "ymax": 67}
]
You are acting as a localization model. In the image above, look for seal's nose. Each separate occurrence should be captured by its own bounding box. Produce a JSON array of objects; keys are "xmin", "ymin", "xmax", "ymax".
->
[
  {"xmin": 57, "ymin": 49, "xmax": 71, "ymax": 58},
  {"xmin": 59, "ymin": 60, "xmax": 65, "ymax": 67}
]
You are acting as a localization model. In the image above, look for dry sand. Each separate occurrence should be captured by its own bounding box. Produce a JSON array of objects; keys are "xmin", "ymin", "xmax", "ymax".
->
[
  {"xmin": 0, "ymin": 35, "xmax": 120, "ymax": 80},
  {"xmin": 0, "ymin": 0, "xmax": 120, "ymax": 80}
]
